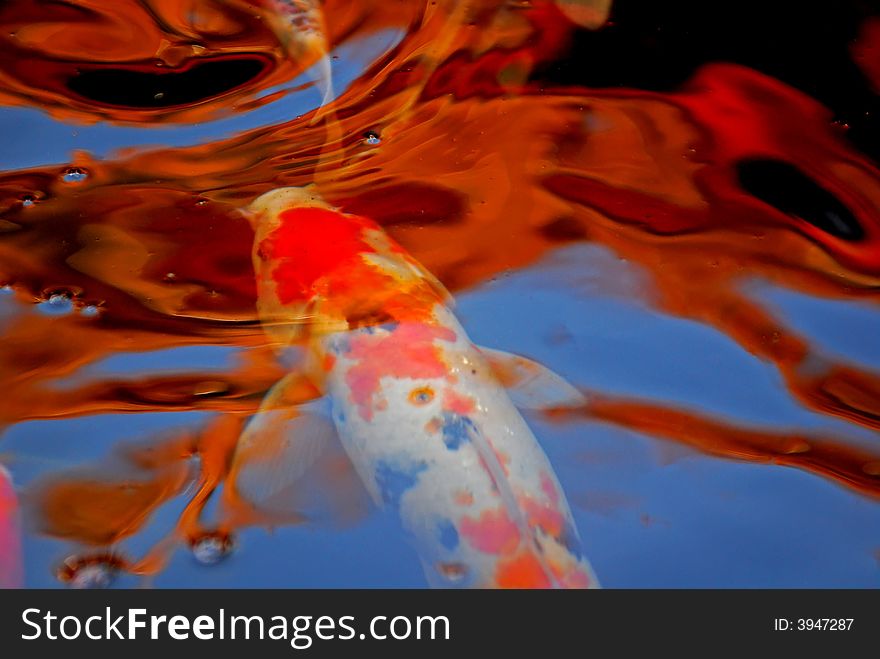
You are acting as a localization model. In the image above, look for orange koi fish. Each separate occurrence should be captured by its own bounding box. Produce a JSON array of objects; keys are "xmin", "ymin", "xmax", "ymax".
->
[
  {"xmin": 0, "ymin": 466, "xmax": 21, "ymax": 588},
  {"xmin": 231, "ymin": 186, "xmax": 598, "ymax": 588}
]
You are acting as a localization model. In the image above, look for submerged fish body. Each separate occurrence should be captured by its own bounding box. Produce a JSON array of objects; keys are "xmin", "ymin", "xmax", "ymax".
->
[
  {"xmin": 260, "ymin": 0, "xmax": 334, "ymax": 107},
  {"xmin": 320, "ymin": 311, "xmax": 595, "ymax": 588},
  {"xmin": 220, "ymin": 0, "xmax": 334, "ymax": 109},
  {"xmin": 240, "ymin": 186, "xmax": 597, "ymax": 588},
  {"xmin": 0, "ymin": 466, "xmax": 21, "ymax": 588}
]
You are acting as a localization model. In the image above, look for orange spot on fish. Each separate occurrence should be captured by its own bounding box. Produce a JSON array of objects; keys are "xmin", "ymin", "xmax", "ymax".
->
[
  {"xmin": 551, "ymin": 561, "xmax": 592, "ymax": 589},
  {"xmin": 322, "ymin": 353, "xmax": 336, "ymax": 372},
  {"xmin": 443, "ymin": 388, "xmax": 475, "ymax": 414},
  {"xmin": 453, "ymin": 490, "xmax": 474, "ymax": 507},
  {"xmin": 521, "ymin": 495, "xmax": 565, "ymax": 537},
  {"xmin": 459, "ymin": 507, "xmax": 520, "ymax": 555},
  {"xmin": 496, "ymin": 550, "xmax": 553, "ymax": 588},
  {"xmin": 424, "ymin": 417, "xmax": 442, "ymax": 434},
  {"xmin": 540, "ymin": 471, "xmax": 560, "ymax": 506}
]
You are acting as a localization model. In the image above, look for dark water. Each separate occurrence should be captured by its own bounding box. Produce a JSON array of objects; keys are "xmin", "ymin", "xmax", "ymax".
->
[{"xmin": 0, "ymin": 0, "xmax": 879, "ymax": 587}]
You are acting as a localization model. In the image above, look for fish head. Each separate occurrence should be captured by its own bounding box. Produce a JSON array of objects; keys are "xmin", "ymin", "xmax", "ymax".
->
[{"xmin": 247, "ymin": 186, "xmax": 451, "ymax": 346}]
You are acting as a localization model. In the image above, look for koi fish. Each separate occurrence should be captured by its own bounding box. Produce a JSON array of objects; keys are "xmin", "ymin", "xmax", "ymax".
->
[
  {"xmin": 231, "ymin": 186, "xmax": 598, "ymax": 588},
  {"xmin": 257, "ymin": 0, "xmax": 334, "ymax": 110},
  {"xmin": 0, "ymin": 465, "xmax": 22, "ymax": 588}
]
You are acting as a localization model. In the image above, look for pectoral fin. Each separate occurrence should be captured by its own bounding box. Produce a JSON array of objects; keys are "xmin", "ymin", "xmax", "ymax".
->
[
  {"xmin": 479, "ymin": 347, "xmax": 587, "ymax": 410},
  {"xmin": 227, "ymin": 372, "xmax": 329, "ymax": 509},
  {"xmin": 225, "ymin": 373, "xmax": 369, "ymax": 525}
]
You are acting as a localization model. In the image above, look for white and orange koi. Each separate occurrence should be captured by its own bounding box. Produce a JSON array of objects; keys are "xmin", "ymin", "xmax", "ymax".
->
[
  {"xmin": 0, "ymin": 466, "xmax": 22, "ymax": 588},
  {"xmin": 231, "ymin": 186, "xmax": 598, "ymax": 588}
]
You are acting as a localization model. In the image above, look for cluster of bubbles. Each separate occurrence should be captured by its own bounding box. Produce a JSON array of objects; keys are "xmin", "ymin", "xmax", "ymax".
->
[
  {"xmin": 34, "ymin": 290, "xmax": 102, "ymax": 318},
  {"xmin": 56, "ymin": 555, "xmax": 123, "ymax": 589}
]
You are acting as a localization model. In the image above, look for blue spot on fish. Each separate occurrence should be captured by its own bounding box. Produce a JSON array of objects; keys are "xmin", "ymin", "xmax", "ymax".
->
[
  {"xmin": 328, "ymin": 334, "xmax": 351, "ymax": 355},
  {"xmin": 436, "ymin": 519, "xmax": 460, "ymax": 551},
  {"xmin": 374, "ymin": 460, "xmax": 427, "ymax": 508},
  {"xmin": 559, "ymin": 522, "xmax": 584, "ymax": 560},
  {"xmin": 441, "ymin": 413, "xmax": 476, "ymax": 451}
]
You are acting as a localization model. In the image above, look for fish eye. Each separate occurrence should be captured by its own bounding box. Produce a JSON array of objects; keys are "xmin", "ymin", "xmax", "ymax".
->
[{"xmin": 408, "ymin": 386, "xmax": 435, "ymax": 405}]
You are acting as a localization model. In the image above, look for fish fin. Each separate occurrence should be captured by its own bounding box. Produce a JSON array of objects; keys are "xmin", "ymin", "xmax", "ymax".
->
[
  {"xmin": 227, "ymin": 407, "xmax": 335, "ymax": 512},
  {"xmin": 478, "ymin": 347, "xmax": 587, "ymax": 410},
  {"xmin": 226, "ymin": 398, "xmax": 371, "ymax": 526},
  {"xmin": 225, "ymin": 367, "xmax": 354, "ymax": 521}
]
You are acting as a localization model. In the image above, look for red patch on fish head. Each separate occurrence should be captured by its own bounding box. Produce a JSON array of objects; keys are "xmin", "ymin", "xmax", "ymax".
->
[{"xmin": 260, "ymin": 207, "xmax": 378, "ymax": 304}]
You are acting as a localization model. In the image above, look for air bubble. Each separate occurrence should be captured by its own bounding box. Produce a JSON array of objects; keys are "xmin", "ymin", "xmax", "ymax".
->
[
  {"xmin": 61, "ymin": 167, "xmax": 89, "ymax": 184},
  {"xmin": 436, "ymin": 562, "xmax": 468, "ymax": 582},
  {"xmin": 20, "ymin": 194, "xmax": 36, "ymax": 208},
  {"xmin": 57, "ymin": 555, "xmax": 123, "ymax": 589},
  {"xmin": 38, "ymin": 292, "xmax": 74, "ymax": 316},
  {"xmin": 80, "ymin": 304, "xmax": 101, "ymax": 318},
  {"xmin": 70, "ymin": 564, "xmax": 113, "ymax": 588},
  {"xmin": 363, "ymin": 131, "xmax": 382, "ymax": 146},
  {"xmin": 190, "ymin": 531, "xmax": 234, "ymax": 565}
]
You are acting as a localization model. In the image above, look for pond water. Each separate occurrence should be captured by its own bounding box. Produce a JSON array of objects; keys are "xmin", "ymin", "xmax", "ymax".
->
[{"xmin": 0, "ymin": 0, "xmax": 878, "ymax": 588}]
